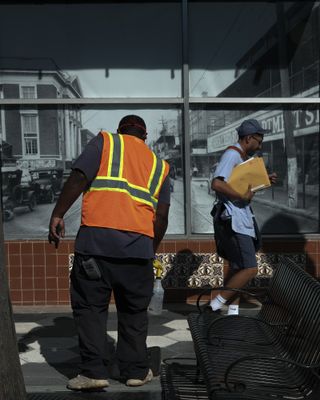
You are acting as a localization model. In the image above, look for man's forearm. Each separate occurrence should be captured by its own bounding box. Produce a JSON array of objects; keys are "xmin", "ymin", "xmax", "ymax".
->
[{"xmin": 51, "ymin": 169, "xmax": 88, "ymax": 218}]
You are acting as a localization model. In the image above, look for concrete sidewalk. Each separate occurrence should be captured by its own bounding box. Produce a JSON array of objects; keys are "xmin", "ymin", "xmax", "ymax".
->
[
  {"xmin": 14, "ymin": 302, "xmax": 261, "ymax": 399},
  {"xmin": 14, "ymin": 304, "xmax": 197, "ymax": 399}
]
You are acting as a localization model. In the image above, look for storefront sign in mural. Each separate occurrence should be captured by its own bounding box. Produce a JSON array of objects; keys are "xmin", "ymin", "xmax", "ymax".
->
[{"xmin": 207, "ymin": 107, "xmax": 320, "ymax": 153}]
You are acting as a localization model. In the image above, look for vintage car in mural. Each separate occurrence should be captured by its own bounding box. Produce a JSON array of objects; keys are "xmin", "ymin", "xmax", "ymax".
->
[
  {"xmin": 30, "ymin": 168, "xmax": 64, "ymax": 204},
  {"xmin": 2, "ymin": 167, "xmax": 37, "ymax": 221}
]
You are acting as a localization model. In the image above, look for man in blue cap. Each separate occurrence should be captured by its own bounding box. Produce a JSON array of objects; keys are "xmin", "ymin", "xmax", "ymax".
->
[{"xmin": 209, "ymin": 118, "xmax": 277, "ymax": 315}]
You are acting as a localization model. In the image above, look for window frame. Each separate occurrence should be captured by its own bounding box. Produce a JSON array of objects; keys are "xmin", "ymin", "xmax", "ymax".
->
[
  {"xmin": 20, "ymin": 85, "xmax": 37, "ymax": 100},
  {"xmin": 20, "ymin": 112, "xmax": 40, "ymax": 158}
]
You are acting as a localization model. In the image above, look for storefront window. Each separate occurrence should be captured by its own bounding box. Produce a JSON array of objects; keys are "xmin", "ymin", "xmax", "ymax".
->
[{"xmin": 1, "ymin": 1, "xmax": 319, "ymax": 239}]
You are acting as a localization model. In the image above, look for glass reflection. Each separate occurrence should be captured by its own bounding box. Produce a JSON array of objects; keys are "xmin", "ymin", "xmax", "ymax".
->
[
  {"xmin": 0, "ymin": 3, "xmax": 182, "ymax": 98},
  {"xmin": 190, "ymin": 105, "xmax": 319, "ymax": 234},
  {"xmin": 189, "ymin": 2, "xmax": 319, "ymax": 98}
]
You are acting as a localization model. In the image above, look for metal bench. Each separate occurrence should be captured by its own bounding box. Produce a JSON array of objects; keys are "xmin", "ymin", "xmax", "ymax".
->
[{"xmin": 187, "ymin": 256, "xmax": 320, "ymax": 399}]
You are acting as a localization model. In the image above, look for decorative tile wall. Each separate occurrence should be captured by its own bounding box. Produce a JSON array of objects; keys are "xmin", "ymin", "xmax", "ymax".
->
[
  {"xmin": 155, "ymin": 252, "xmax": 306, "ymax": 288},
  {"xmin": 158, "ymin": 252, "xmax": 224, "ymax": 288},
  {"xmin": 5, "ymin": 238, "xmax": 318, "ymax": 305}
]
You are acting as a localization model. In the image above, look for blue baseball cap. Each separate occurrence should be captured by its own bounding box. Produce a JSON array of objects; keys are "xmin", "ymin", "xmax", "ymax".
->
[{"xmin": 236, "ymin": 119, "xmax": 270, "ymax": 137}]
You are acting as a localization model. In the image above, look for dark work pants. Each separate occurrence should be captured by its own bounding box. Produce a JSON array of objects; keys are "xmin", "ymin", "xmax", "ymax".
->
[{"xmin": 70, "ymin": 253, "xmax": 154, "ymax": 380}]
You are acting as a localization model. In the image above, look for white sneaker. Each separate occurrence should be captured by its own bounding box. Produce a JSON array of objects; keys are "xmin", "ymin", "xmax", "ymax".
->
[
  {"xmin": 67, "ymin": 374, "xmax": 109, "ymax": 390},
  {"xmin": 126, "ymin": 369, "xmax": 153, "ymax": 387},
  {"xmin": 227, "ymin": 305, "xmax": 239, "ymax": 315}
]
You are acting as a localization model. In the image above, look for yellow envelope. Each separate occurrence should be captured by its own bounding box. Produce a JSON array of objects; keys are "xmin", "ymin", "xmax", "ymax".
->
[{"xmin": 227, "ymin": 157, "xmax": 271, "ymax": 196}]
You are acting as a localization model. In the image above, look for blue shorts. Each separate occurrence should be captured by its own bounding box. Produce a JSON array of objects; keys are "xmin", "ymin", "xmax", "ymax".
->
[
  {"xmin": 229, "ymin": 232, "xmax": 257, "ymax": 270},
  {"xmin": 217, "ymin": 220, "xmax": 257, "ymax": 270}
]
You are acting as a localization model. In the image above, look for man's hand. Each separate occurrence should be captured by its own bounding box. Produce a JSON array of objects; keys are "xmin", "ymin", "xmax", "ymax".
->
[
  {"xmin": 47, "ymin": 169, "xmax": 88, "ymax": 249},
  {"xmin": 48, "ymin": 216, "xmax": 65, "ymax": 249},
  {"xmin": 243, "ymin": 185, "xmax": 254, "ymax": 202},
  {"xmin": 269, "ymin": 172, "xmax": 277, "ymax": 184}
]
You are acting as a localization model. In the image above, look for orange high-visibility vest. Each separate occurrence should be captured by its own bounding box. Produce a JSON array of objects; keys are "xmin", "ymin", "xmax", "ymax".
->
[{"xmin": 81, "ymin": 131, "xmax": 169, "ymax": 238}]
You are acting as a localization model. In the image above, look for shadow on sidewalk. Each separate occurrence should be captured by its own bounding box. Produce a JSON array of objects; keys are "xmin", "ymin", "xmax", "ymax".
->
[{"xmin": 18, "ymin": 316, "xmax": 117, "ymax": 380}]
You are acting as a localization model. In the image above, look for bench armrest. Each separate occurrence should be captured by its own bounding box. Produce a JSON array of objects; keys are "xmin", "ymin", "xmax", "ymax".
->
[{"xmin": 224, "ymin": 355, "xmax": 320, "ymax": 391}]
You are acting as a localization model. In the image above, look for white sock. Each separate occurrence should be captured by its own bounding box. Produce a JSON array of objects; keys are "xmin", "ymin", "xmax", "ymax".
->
[
  {"xmin": 227, "ymin": 305, "xmax": 239, "ymax": 315},
  {"xmin": 210, "ymin": 294, "xmax": 227, "ymax": 311}
]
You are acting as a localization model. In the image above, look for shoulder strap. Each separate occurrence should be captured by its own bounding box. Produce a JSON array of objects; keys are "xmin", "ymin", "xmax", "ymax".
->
[{"xmin": 226, "ymin": 145, "xmax": 248, "ymax": 161}]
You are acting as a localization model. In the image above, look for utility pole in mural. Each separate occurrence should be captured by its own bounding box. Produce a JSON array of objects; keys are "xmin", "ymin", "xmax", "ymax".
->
[
  {"xmin": 276, "ymin": 3, "xmax": 298, "ymax": 208},
  {"xmin": 0, "ymin": 211, "xmax": 27, "ymax": 400}
]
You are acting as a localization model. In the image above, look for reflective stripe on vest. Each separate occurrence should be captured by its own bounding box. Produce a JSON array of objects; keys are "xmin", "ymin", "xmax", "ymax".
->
[
  {"xmin": 107, "ymin": 133, "xmax": 124, "ymax": 177},
  {"xmin": 89, "ymin": 133, "xmax": 166, "ymax": 209}
]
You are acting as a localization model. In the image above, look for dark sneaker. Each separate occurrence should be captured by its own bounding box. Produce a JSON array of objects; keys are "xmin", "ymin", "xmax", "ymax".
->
[
  {"xmin": 126, "ymin": 369, "xmax": 153, "ymax": 387},
  {"xmin": 67, "ymin": 374, "xmax": 109, "ymax": 390}
]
